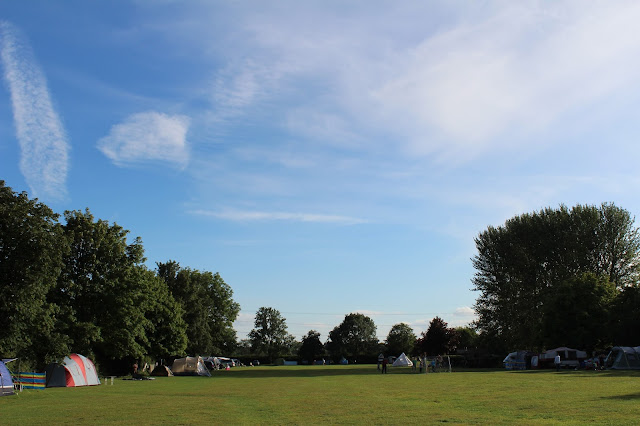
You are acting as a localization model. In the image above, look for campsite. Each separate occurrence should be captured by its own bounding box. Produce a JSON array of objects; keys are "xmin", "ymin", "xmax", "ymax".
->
[{"xmin": 2, "ymin": 365, "xmax": 640, "ymax": 424}]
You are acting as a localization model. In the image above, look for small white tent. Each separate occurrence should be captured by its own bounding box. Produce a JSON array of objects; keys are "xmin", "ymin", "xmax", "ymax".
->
[{"xmin": 392, "ymin": 353, "xmax": 413, "ymax": 367}]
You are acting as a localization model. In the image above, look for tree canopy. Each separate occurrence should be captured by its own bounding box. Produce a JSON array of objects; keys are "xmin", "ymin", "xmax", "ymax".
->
[
  {"xmin": 326, "ymin": 313, "xmax": 378, "ymax": 362},
  {"xmin": 0, "ymin": 181, "xmax": 66, "ymax": 364},
  {"xmin": 249, "ymin": 307, "xmax": 291, "ymax": 362},
  {"xmin": 415, "ymin": 317, "xmax": 457, "ymax": 356},
  {"xmin": 298, "ymin": 330, "xmax": 325, "ymax": 363},
  {"xmin": 157, "ymin": 261, "xmax": 239, "ymax": 356},
  {"xmin": 0, "ymin": 181, "xmax": 237, "ymax": 372},
  {"xmin": 385, "ymin": 323, "xmax": 416, "ymax": 356},
  {"xmin": 473, "ymin": 203, "xmax": 640, "ymax": 351}
]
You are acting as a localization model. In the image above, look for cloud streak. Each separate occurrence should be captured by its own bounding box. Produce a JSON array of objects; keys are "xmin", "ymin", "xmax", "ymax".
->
[
  {"xmin": 0, "ymin": 21, "xmax": 69, "ymax": 200},
  {"xmin": 191, "ymin": 208, "xmax": 367, "ymax": 225},
  {"xmin": 98, "ymin": 111, "xmax": 190, "ymax": 168}
]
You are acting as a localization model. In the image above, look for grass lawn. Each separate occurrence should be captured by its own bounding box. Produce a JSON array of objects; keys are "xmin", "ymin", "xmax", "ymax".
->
[{"xmin": 1, "ymin": 365, "xmax": 640, "ymax": 424}]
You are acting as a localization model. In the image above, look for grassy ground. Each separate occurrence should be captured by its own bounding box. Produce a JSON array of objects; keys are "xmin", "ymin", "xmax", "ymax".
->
[{"xmin": 1, "ymin": 365, "xmax": 640, "ymax": 424}]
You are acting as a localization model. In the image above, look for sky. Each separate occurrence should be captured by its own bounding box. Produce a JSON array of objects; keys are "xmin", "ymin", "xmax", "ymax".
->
[{"xmin": 2, "ymin": 0, "xmax": 640, "ymax": 344}]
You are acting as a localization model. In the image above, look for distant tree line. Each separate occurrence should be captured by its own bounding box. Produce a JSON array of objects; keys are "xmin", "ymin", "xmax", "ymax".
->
[
  {"xmin": 0, "ymin": 181, "xmax": 239, "ymax": 373},
  {"xmin": 473, "ymin": 203, "xmax": 640, "ymax": 355},
  {"xmin": 244, "ymin": 306, "xmax": 469, "ymax": 364}
]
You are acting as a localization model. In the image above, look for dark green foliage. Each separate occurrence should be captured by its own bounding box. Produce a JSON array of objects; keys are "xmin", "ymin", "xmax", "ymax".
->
[
  {"xmin": 473, "ymin": 203, "xmax": 640, "ymax": 351},
  {"xmin": 542, "ymin": 273, "xmax": 615, "ymax": 351},
  {"xmin": 326, "ymin": 313, "xmax": 378, "ymax": 362},
  {"xmin": 0, "ymin": 181, "xmax": 232, "ymax": 372},
  {"xmin": 454, "ymin": 326, "xmax": 478, "ymax": 351},
  {"xmin": 416, "ymin": 317, "xmax": 457, "ymax": 356},
  {"xmin": 298, "ymin": 330, "xmax": 325, "ymax": 363},
  {"xmin": 51, "ymin": 210, "xmax": 188, "ymax": 368},
  {"xmin": 385, "ymin": 323, "xmax": 416, "ymax": 356},
  {"xmin": 0, "ymin": 181, "xmax": 68, "ymax": 366},
  {"xmin": 249, "ymin": 307, "xmax": 291, "ymax": 363},
  {"xmin": 611, "ymin": 284, "xmax": 640, "ymax": 346},
  {"xmin": 157, "ymin": 261, "xmax": 240, "ymax": 355}
]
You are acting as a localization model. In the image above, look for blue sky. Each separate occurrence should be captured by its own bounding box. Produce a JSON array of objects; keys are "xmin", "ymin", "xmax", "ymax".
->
[{"xmin": 2, "ymin": 1, "xmax": 640, "ymax": 343}]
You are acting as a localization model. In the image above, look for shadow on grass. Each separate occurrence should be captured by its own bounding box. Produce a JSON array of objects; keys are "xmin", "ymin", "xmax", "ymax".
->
[
  {"xmin": 217, "ymin": 366, "xmax": 425, "ymax": 379},
  {"xmin": 507, "ymin": 369, "xmax": 640, "ymax": 378},
  {"xmin": 601, "ymin": 392, "xmax": 640, "ymax": 400}
]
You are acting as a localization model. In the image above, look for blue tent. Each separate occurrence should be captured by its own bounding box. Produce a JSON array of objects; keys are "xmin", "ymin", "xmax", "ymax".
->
[{"xmin": 0, "ymin": 360, "xmax": 14, "ymax": 396}]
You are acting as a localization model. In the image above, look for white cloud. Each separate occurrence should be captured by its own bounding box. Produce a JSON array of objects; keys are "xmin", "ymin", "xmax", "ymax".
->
[
  {"xmin": 191, "ymin": 208, "xmax": 367, "ymax": 225},
  {"xmin": 97, "ymin": 111, "xmax": 190, "ymax": 168},
  {"xmin": 0, "ymin": 21, "xmax": 69, "ymax": 200}
]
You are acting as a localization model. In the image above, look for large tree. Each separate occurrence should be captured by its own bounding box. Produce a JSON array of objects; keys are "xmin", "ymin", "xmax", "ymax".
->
[
  {"xmin": 473, "ymin": 203, "xmax": 640, "ymax": 350},
  {"xmin": 298, "ymin": 330, "xmax": 325, "ymax": 363},
  {"xmin": 385, "ymin": 323, "xmax": 416, "ymax": 356},
  {"xmin": 157, "ymin": 261, "xmax": 240, "ymax": 355},
  {"xmin": 248, "ymin": 307, "xmax": 290, "ymax": 363},
  {"xmin": 416, "ymin": 317, "xmax": 457, "ymax": 356},
  {"xmin": 0, "ymin": 181, "xmax": 68, "ymax": 367},
  {"xmin": 326, "ymin": 313, "xmax": 378, "ymax": 362},
  {"xmin": 52, "ymin": 209, "xmax": 187, "ymax": 370}
]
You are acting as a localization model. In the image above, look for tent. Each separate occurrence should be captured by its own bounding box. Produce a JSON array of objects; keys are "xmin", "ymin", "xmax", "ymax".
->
[
  {"xmin": 45, "ymin": 354, "xmax": 100, "ymax": 387},
  {"xmin": 392, "ymin": 353, "xmax": 413, "ymax": 367},
  {"xmin": 171, "ymin": 357, "xmax": 211, "ymax": 376},
  {"xmin": 0, "ymin": 360, "xmax": 14, "ymax": 396},
  {"xmin": 150, "ymin": 365, "xmax": 173, "ymax": 376},
  {"xmin": 605, "ymin": 346, "xmax": 640, "ymax": 370}
]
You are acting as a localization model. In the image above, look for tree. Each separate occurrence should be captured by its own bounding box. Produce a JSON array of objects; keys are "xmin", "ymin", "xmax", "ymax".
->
[
  {"xmin": 298, "ymin": 330, "xmax": 325, "ymax": 363},
  {"xmin": 541, "ymin": 273, "xmax": 615, "ymax": 352},
  {"xmin": 248, "ymin": 307, "xmax": 290, "ymax": 363},
  {"xmin": 385, "ymin": 323, "xmax": 416, "ymax": 356},
  {"xmin": 472, "ymin": 203, "xmax": 640, "ymax": 350},
  {"xmin": 157, "ymin": 261, "xmax": 240, "ymax": 355},
  {"xmin": 416, "ymin": 317, "xmax": 457, "ymax": 356},
  {"xmin": 611, "ymin": 284, "xmax": 640, "ymax": 346},
  {"xmin": 52, "ymin": 209, "xmax": 187, "ymax": 371},
  {"xmin": 0, "ymin": 181, "xmax": 67, "ymax": 367},
  {"xmin": 326, "ymin": 313, "xmax": 378, "ymax": 362},
  {"xmin": 454, "ymin": 326, "xmax": 478, "ymax": 351}
]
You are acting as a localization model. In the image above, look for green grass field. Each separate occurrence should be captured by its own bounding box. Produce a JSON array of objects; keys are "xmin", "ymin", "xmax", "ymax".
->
[{"xmin": 2, "ymin": 365, "xmax": 640, "ymax": 424}]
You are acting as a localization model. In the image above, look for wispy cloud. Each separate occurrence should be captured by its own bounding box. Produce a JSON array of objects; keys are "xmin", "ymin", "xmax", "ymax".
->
[
  {"xmin": 97, "ymin": 111, "xmax": 190, "ymax": 168},
  {"xmin": 191, "ymin": 208, "xmax": 367, "ymax": 225},
  {"xmin": 0, "ymin": 21, "xmax": 69, "ymax": 200},
  {"xmin": 184, "ymin": 2, "xmax": 640, "ymax": 162}
]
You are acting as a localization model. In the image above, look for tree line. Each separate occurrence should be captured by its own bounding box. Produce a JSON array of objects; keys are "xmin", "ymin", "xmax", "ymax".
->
[
  {"xmin": 0, "ymin": 181, "xmax": 239, "ymax": 373},
  {"xmin": 244, "ymin": 307, "xmax": 470, "ymax": 364}
]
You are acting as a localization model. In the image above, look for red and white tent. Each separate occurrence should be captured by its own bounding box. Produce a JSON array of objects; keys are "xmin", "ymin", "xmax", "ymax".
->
[{"xmin": 45, "ymin": 354, "xmax": 100, "ymax": 387}]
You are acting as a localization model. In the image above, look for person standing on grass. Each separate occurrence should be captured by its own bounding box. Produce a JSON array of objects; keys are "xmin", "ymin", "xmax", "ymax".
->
[
  {"xmin": 377, "ymin": 353, "xmax": 384, "ymax": 371},
  {"xmin": 382, "ymin": 357, "xmax": 388, "ymax": 374},
  {"xmin": 554, "ymin": 354, "xmax": 561, "ymax": 371}
]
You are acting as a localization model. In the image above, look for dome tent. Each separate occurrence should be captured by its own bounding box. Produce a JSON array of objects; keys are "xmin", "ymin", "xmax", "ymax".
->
[
  {"xmin": 45, "ymin": 354, "xmax": 100, "ymax": 387},
  {"xmin": 171, "ymin": 357, "xmax": 210, "ymax": 376},
  {"xmin": 605, "ymin": 346, "xmax": 640, "ymax": 370},
  {"xmin": 0, "ymin": 360, "xmax": 14, "ymax": 396}
]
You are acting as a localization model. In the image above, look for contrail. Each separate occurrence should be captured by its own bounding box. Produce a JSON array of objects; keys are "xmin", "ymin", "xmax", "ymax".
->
[{"xmin": 0, "ymin": 21, "xmax": 69, "ymax": 200}]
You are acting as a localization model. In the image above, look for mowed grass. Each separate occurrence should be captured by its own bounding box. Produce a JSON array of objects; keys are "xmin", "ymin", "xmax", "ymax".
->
[{"xmin": 2, "ymin": 365, "xmax": 640, "ymax": 424}]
